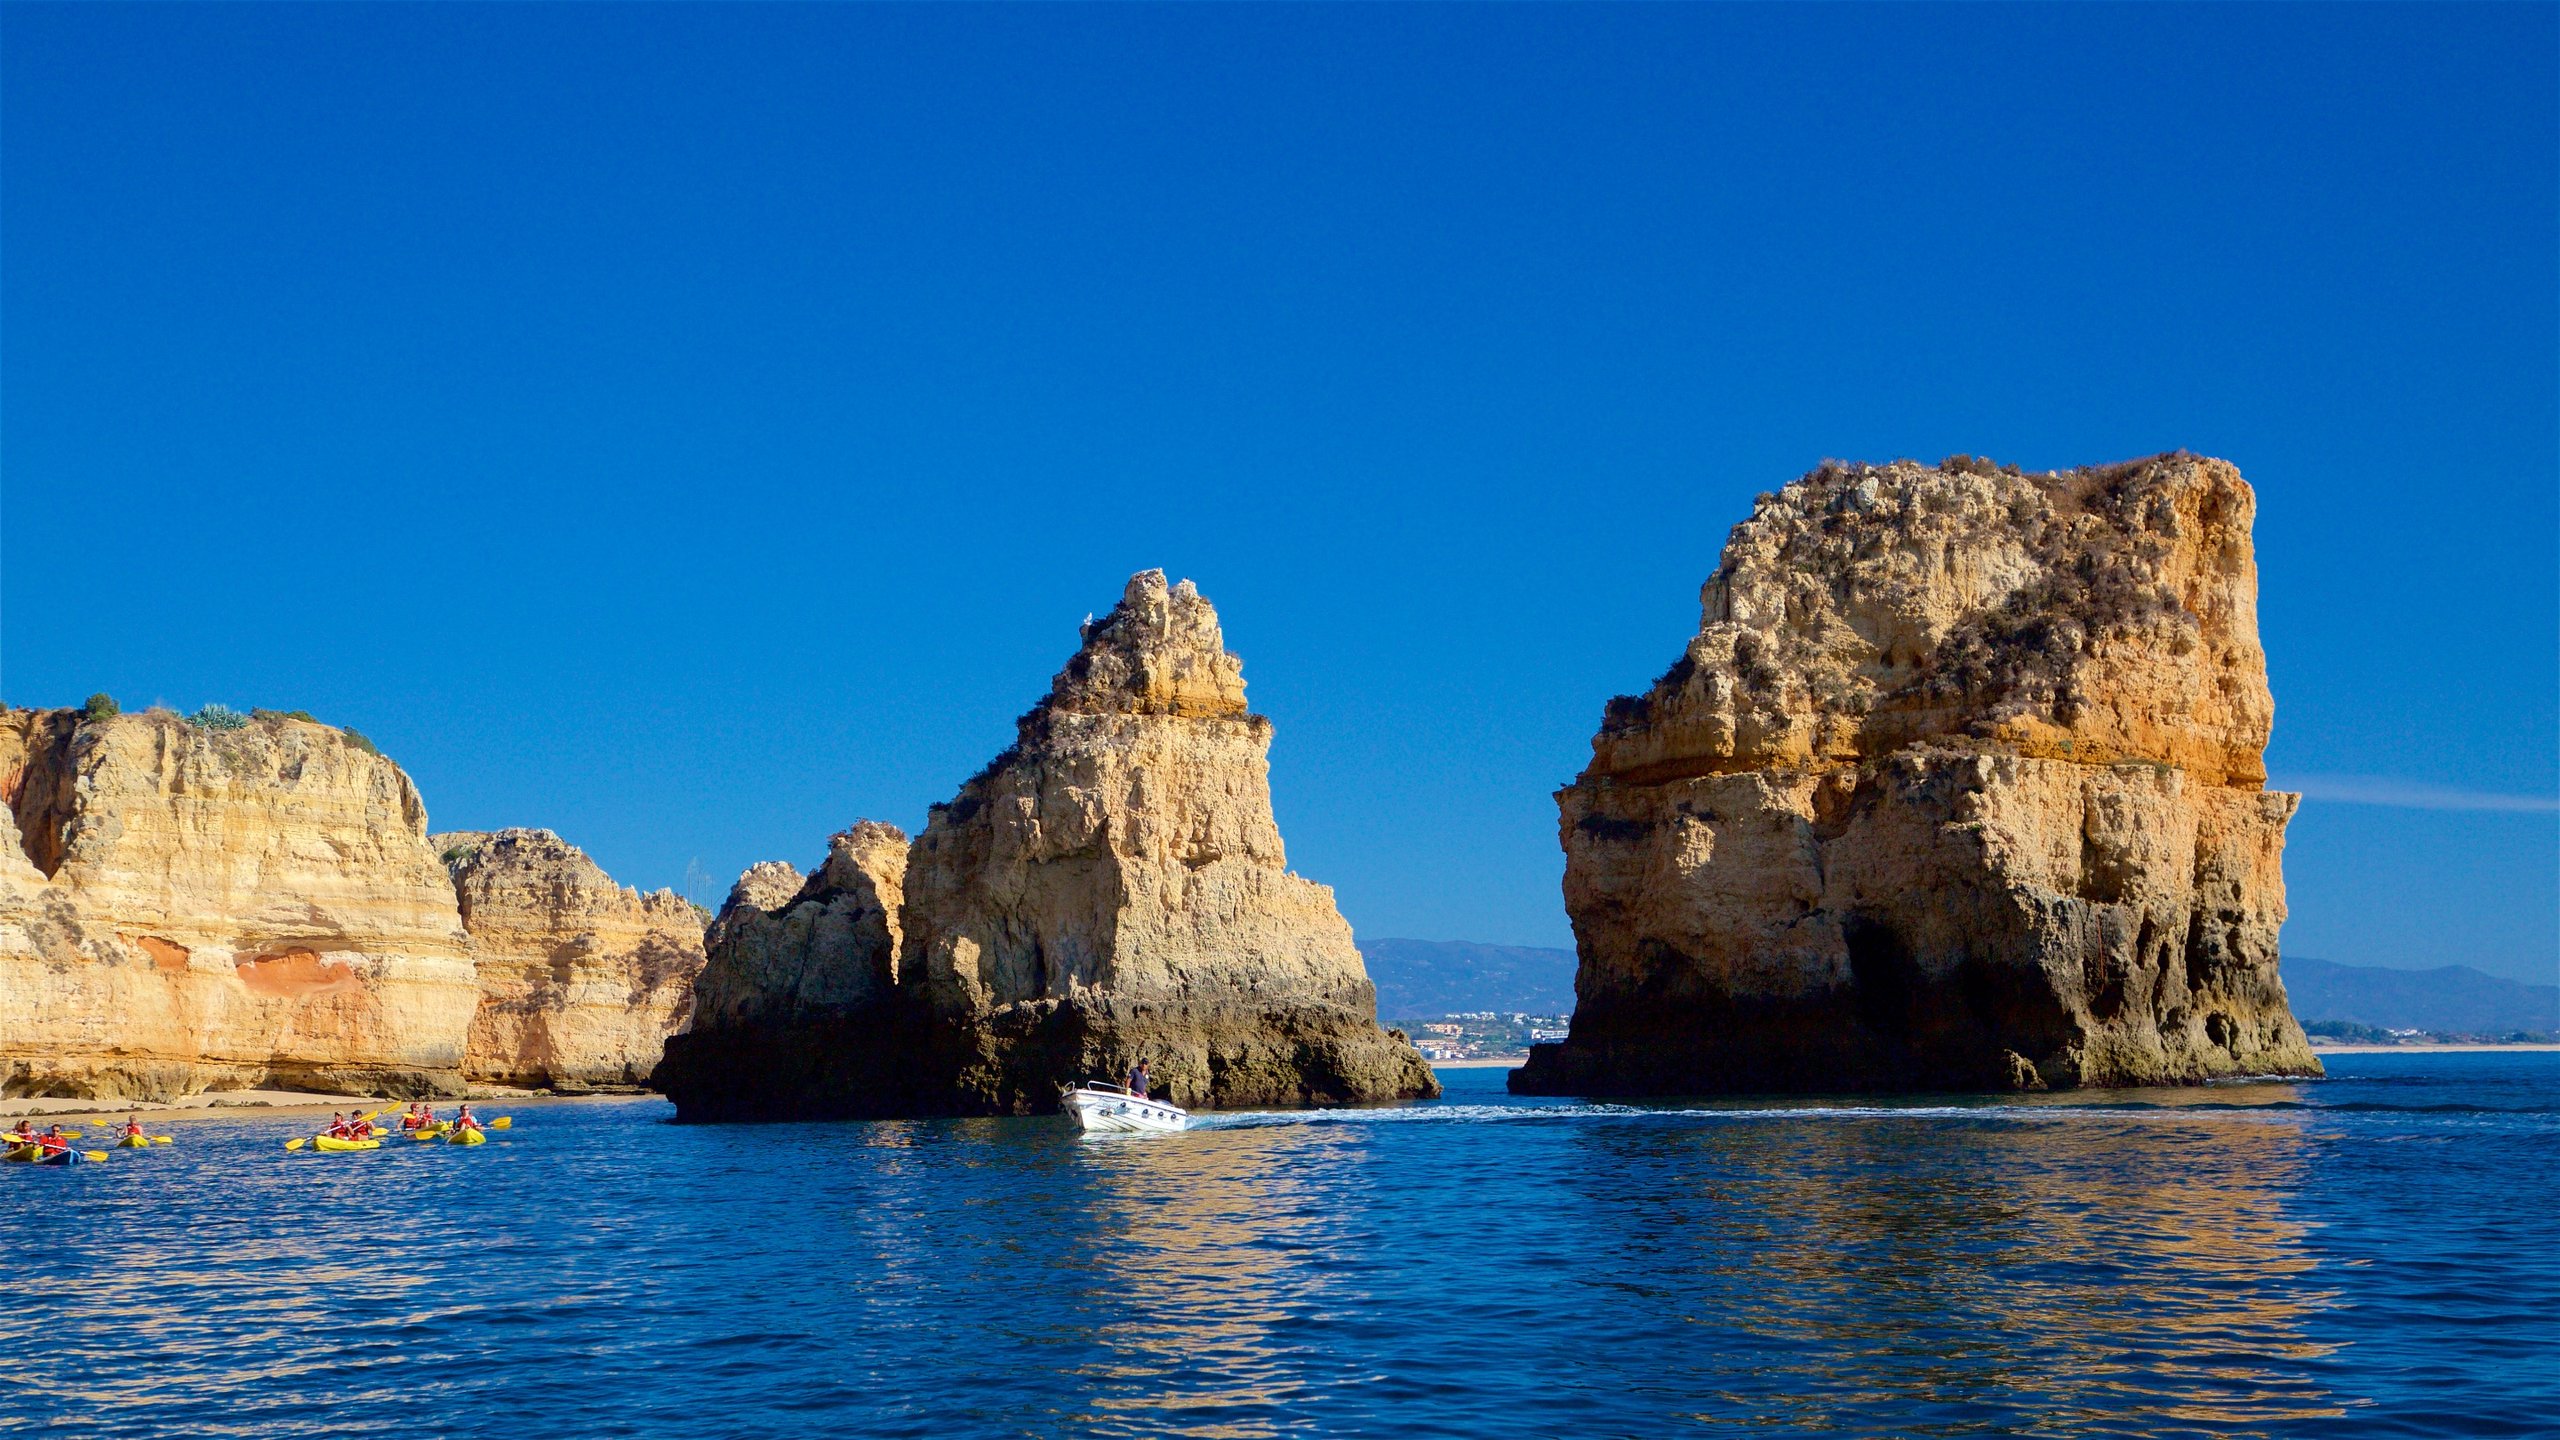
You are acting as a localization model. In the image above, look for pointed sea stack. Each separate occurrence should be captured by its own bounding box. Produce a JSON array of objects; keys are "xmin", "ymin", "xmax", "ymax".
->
[
  {"xmin": 1513, "ymin": 454, "xmax": 2321, "ymax": 1096},
  {"xmin": 901, "ymin": 570, "xmax": 1437, "ymax": 1111},
  {"xmin": 656, "ymin": 571, "xmax": 1435, "ymax": 1119}
]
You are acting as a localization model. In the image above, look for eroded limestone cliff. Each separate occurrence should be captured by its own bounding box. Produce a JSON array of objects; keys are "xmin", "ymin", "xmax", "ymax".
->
[
  {"xmin": 434, "ymin": 828, "xmax": 707, "ymax": 1090},
  {"xmin": 0, "ymin": 708, "xmax": 479, "ymax": 1099},
  {"xmin": 657, "ymin": 571, "xmax": 1436, "ymax": 1119},
  {"xmin": 1512, "ymin": 454, "xmax": 2320, "ymax": 1095}
]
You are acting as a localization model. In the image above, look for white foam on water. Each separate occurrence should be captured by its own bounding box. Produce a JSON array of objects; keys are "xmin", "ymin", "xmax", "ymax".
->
[{"xmin": 1189, "ymin": 1099, "xmax": 2307, "ymax": 1131}]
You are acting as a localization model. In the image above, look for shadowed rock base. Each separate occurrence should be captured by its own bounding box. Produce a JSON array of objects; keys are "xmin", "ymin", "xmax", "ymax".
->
[
  {"xmin": 1512, "ymin": 975, "xmax": 2315, "ymax": 1098},
  {"xmin": 658, "ymin": 997, "xmax": 1434, "ymax": 1121}
]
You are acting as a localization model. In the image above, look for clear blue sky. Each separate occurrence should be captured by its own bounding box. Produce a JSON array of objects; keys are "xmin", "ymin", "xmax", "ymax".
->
[{"xmin": 5, "ymin": 5, "xmax": 2552, "ymax": 984}]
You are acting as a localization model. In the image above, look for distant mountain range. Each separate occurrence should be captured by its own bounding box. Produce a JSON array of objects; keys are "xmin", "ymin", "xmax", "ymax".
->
[
  {"xmin": 2281, "ymin": 957, "xmax": 2557, "ymax": 1036},
  {"xmin": 1363, "ymin": 939, "xmax": 2558, "ymax": 1037},
  {"xmin": 1361, "ymin": 938, "xmax": 1577, "ymax": 1019}
]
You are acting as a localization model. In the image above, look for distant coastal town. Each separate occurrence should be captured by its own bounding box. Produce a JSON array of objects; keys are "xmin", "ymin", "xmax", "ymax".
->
[{"xmin": 1394, "ymin": 1013, "xmax": 1573, "ymax": 1065}]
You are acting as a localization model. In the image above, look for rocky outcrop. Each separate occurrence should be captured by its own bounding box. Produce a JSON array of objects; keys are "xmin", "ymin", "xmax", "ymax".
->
[
  {"xmin": 0, "ymin": 708, "xmax": 480, "ymax": 1099},
  {"xmin": 433, "ymin": 828, "xmax": 707, "ymax": 1090},
  {"xmin": 1513, "ymin": 454, "xmax": 2320, "ymax": 1096},
  {"xmin": 657, "ymin": 571, "xmax": 1436, "ymax": 1120},
  {"xmin": 649, "ymin": 827, "xmax": 912, "ymax": 1117},
  {"xmin": 685, "ymin": 823, "xmax": 906, "ymax": 1031}
]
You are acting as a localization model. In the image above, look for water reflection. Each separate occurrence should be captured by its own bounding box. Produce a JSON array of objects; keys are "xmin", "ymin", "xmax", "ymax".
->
[
  {"xmin": 1055, "ymin": 1125, "xmax": 1352, "ymax": 1436},
  {"xmin": 1570, "ymin": 1104, "xmax": 2344, "ymax": 1436}
]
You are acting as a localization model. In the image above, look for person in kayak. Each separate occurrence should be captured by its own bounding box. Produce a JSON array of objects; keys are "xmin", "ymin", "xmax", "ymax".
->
[
  {"xmin": 122, "ymin": 1117, "xmax": 145, "ymax": 1142},
  {"xmin": 5, "ymin": 1119, "xmax": 33, "ymax": 1145},
  {"xmin": 326, "ymin": 1112, "xmax": 350, "ymax": 1139},
  {"xmin": 36, "ymin": 1125, "xmax": 70, "ymax": 1155},
  {"xmin": 452, "ymin": 1104, "xmax": 482, "ymax": 1134}
]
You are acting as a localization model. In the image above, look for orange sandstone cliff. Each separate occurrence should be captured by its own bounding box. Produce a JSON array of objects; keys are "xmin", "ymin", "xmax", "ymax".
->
[
  {"xmin": 1513, "ymin": 454, "xmax": 2320, "ymax": 1096},
  {"xmin": 0, "ymin": 709, "xmax": 478, "ymax": 1098},
  {"xmin": 0, "ymin": 707, "xmax": 708, "ymax": 1101}
]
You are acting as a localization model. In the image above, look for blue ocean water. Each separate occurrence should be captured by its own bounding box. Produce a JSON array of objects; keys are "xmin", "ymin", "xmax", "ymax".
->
[{"xmin": 3, "ymin": 1053, "xmax": 2554, "ymax": 1439}]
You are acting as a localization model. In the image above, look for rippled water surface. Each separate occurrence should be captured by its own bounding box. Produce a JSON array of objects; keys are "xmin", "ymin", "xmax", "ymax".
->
[{"xmin": 4, "ymin": 1053, "xmax": 2554, "ymax": 1438}]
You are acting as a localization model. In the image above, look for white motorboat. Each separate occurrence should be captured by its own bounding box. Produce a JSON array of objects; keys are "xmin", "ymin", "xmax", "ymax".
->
[{"xmin": 1062, "ymin": 1082, "xmax": 1188, "ymax": 1134}]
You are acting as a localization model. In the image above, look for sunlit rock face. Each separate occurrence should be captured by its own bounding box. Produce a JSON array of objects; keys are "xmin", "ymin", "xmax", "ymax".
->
[
  {"xmin": 899, "ymin": 569, "xmax": 1436, "ymax": 1113},
  {"xmin": 434, "ymin": 828, "xmax": 706, "ymax": 1090},
  {"xmin": 656, "ymin": 571, "xmax": 1436, "ymax": 1120},
  {"xmin": 1514, "ymin": 454, "xmax": 2320, "ymax": 1096},
  {"xmin": 0, "ymin": 709, "xmax": 479, "ymax": 1100}
]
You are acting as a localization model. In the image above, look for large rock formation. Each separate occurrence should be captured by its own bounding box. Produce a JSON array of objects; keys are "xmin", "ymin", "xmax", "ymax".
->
[
  {"xmin": 1513, "ymin": 454, "xmax": 2320, "ymax": 1096},
  {"xmin": 657, "ymin": 570, "xmax": 1436, "ymax": 1119},
  {"xmin": 898, "ymin": 570, "xmax": 1437, "ymax": 1112},
  {"xmin": 0, "ymin": 708, "xmax": 480, "ymax": 1099},
  {"xmin": 433, "ymin": 828, "xmax": 707, "ymax": 1090}
]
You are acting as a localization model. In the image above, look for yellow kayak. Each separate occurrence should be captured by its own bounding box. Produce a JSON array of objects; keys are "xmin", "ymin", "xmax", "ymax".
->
[
  {"xmin": 309, "ymin": 1135, "xmax": 381, "ymax": 1153},
  {"xmin": 115, "ymin": 1134, "xmax": 151, "ymax": 1149},
  {"xmin": 445, "ymin": 1127, "xmax": 487, "ymax": 1146}
]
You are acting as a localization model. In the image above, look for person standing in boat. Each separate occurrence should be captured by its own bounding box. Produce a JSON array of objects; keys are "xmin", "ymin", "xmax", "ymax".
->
[{"xmin": 1126, "ymin": 1061, "xmax": 1152, "ymax": 1099}]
